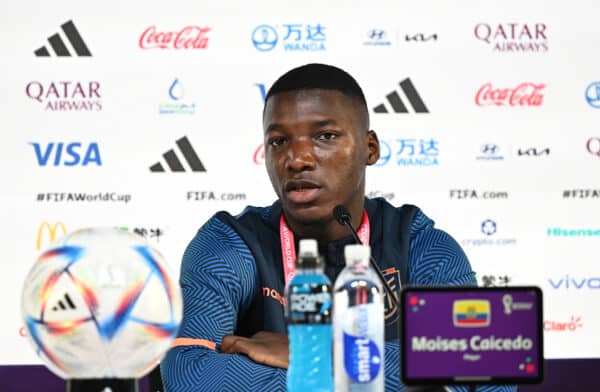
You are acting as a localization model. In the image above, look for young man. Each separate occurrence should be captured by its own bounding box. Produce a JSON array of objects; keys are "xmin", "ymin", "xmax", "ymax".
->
[{"xmin": 160, "ymin": 64, "xmax": 515, "ymax": 391}]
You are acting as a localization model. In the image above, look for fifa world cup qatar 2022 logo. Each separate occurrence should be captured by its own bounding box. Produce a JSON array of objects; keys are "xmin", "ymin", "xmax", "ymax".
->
[{"xmin": 139, "ymin": 25, "xmax": 211, "ymax": 49}]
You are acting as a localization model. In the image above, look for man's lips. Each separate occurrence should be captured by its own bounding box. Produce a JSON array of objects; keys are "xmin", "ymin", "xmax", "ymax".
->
[{"xmin": 284, "ymin": 180, "xmax": 322, "ymax": 204}]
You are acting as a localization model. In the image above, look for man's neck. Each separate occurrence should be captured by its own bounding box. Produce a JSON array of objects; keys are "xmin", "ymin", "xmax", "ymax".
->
[
  {"xmin": 288, "ymin": 219, "xmax": 353, "ymax": 242},
  {"xmin": 283, "ymin": 200, "xmax": 365, "ymax": 243}
]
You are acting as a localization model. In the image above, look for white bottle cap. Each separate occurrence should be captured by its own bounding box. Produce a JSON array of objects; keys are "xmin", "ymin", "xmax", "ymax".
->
[
  {"xmin": 298, "ymin": 239, "xmax": 318, "ymax": 258},
  {"xmin": 344, "ymin": 244, "xmax": 370, "ymax": 267}
]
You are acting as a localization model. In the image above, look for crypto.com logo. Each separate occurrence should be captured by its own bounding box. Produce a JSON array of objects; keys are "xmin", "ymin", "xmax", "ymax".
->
[
  {"xmin": 36, "ymin": 221, "xmax": 67, "ymax": 250},
  {"xmin": 481, "ymin": 219, "xmax": 497, "ymax": 236},
  {"xmin": 587, "ymin": 137, "xmax": 600, "ymax": 157}
]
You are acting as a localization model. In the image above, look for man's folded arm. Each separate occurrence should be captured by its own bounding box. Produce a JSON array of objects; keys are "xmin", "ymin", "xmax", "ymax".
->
[{"xmin": 160, "ymin": 218, "xmax": 286, "ymax": 391}]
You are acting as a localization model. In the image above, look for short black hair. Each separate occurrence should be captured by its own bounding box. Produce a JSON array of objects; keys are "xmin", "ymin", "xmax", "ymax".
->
[
  {"xmin": 265, "ymin": 63, "xmax": 367, "ymax": 108},
  {"xmin": 264, "ymin": 63, "xmax": 369, "ymax": 129}
]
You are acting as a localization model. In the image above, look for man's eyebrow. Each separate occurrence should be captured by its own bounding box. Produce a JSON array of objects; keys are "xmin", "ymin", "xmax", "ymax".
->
[
  {"xmin": 313, "ymin": 119, "xmax": 339, "ymax": 128},
  {"xmin": 264, "ymin": 119, "xmax": 340, "ymax": 134},
  {"xmin": 264, "ymin": 123, "xmax": 283, "ymax": 134}
]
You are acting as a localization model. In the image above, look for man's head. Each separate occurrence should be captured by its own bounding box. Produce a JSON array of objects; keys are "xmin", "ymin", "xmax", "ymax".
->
[{"xmin": 262, "ymin": 63, "xmax": 380, "ymax": 238}]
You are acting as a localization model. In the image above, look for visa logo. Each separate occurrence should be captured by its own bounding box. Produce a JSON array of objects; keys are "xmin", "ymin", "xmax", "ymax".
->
[
  {"xmin": 254, "ymin": 83, "xmax": 266, "ymax": 102},
  {"xmin": 30, "ymin": 142, "xmax": 102, "ymax": 166},
  {"xmin": 548, "ymin": 275, "xmax": 600, "ymax": 289}
]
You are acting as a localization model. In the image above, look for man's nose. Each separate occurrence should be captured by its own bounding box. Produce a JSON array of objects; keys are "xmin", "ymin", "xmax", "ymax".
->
[{"xmin": 285, "ymin": 139, "xmax": 316, "ymax": 172}]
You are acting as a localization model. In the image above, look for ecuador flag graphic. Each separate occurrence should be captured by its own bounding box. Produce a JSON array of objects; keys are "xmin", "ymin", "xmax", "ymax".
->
[{"xmin": 453, "ymin": 299, "xmax": 491, "ymax": 327}]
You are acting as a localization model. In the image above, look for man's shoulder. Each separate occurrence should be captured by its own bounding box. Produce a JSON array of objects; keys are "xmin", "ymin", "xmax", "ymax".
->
[
  {"xmin": 182, "ymin": 204, "xmax": 275, "ymax": 272},
  {"xmin": 212, "ymin": 201, "xmax": 280, "ymax": 231},
  {"xmin": 367, "ymin": 197, "xmax": 434, "ymax": 238},
  {"xmin": 188, "ymin": 201, "xmax": 280, "ymax": 253}
]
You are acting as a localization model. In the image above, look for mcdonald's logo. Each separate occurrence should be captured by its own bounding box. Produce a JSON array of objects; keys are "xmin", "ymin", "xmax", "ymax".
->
[{"xmin": 36, "ymin": 222, "xmax": 67, "ymax": 250}]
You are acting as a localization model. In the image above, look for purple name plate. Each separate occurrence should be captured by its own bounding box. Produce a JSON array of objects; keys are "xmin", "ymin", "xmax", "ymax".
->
[{"xmin": 401, "ymin": 286, "xmax": 543, "ymax": 385}]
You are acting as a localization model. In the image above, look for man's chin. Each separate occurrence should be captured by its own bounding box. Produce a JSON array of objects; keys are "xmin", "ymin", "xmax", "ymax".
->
[{"xmin": 281, "ymin": 202, "xmax": 331, "ymax": 225}]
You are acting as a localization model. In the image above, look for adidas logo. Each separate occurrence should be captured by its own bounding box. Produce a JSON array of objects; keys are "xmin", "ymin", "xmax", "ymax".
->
[
  {"xmin": 373, "ymin": 78, "xmax": 429, "ymax": 114},
  {"xmin": 52, "ymin": 293, "xmax": 76, "ymax": 311},
  {"xmin": 34, "ymin": 20, "xmax": 91, "ymax": 57},
  {"xmin": 150, "ymin": 136, "xmax": 206, "ymax": 172}
]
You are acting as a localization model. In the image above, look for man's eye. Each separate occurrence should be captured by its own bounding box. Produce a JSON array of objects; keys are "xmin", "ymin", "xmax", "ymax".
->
[
  {"xmin": 316, "ymin": 132, "xmax": 338, "ymax": 141},
  {"xmin": 268, "ymin": 137, "xmax": 286, "ymax": 147}
]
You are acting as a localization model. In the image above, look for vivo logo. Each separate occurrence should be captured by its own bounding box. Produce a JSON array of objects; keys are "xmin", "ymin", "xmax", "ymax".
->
[
  {"xmin": 548, "ymin": 275, "xmax": 600, "ymax": 289},
  {"xmin": 30, "ymin": 142, "xmax": 102, "ymax": 166}
]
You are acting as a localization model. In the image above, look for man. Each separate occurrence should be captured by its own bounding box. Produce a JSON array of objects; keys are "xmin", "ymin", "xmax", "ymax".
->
[{"xmin": 161, "ymin": 64, "xmax": 515, "ymax": 391}]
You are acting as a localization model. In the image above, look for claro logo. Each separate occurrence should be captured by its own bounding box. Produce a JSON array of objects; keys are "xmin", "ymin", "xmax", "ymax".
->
[{"xmin": 36, "ymin": 221, "xmax": 67, "ymax": 250}]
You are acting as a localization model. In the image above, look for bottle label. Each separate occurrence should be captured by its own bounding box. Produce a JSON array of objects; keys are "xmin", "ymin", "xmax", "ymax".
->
[
  {"xmin": 343, "ymin": 332, "xmax": 382, "ymax": 383},
  {"xmin": 288, "ymin": 284, "xmax": 332, "ymax": 324}
]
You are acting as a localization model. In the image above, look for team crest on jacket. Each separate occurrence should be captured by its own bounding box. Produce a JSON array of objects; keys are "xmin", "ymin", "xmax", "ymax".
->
[{"xmin": 383, "ymin": 267, "xmax": 400, "ymax": 324}]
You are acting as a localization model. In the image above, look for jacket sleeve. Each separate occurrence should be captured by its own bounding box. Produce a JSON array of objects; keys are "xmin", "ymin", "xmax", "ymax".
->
[{"xmin": 160, "ymin": 217, "xmax": 286, "ymax": 392}]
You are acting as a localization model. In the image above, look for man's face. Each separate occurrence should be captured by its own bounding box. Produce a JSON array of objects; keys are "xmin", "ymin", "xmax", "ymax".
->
[{"xmin": 263, "ymin": 89, "xmax": 378, "ymax": 225}]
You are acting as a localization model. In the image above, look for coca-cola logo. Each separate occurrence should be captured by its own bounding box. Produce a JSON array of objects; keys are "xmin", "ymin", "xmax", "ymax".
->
[
  {"xmin": 253, "ymin": 143, "xmax": 265, "ymax": 165},
  {"xmin": 475, "ymin": 83, "xmax": 545, "ymax": 106},
  {"xmin": 474, "ymin": 23, "xmax": 548, "ymax": 52},
  {"xmin": 139, "ymin": 26, "xmax": 210, "ymax": 49}
]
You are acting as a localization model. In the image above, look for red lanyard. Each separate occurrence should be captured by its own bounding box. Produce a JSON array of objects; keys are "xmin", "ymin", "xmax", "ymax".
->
[{"xmin": 279, "ymin": 210, "xmax": 370, "ymax": 287}]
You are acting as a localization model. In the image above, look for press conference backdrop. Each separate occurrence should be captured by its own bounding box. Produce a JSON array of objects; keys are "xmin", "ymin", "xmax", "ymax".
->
[{"xmin": 1, "ymin": 0, "xmax": 599, "ymax": 381}]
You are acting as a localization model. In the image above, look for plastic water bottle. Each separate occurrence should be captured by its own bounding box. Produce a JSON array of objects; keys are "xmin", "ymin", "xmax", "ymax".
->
[
  {"xmin": 333, "ymin": 244, "xmax": 385, "ymax": 391},
  {"xmin": 286, "ymin": 239, "xmax": 333, "ymax": 392}
]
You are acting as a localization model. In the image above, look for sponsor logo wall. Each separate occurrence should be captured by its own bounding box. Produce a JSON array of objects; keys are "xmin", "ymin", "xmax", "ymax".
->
[{"xmin": 2, "ymin": 0, "xmax": 599, "ymax": 371}]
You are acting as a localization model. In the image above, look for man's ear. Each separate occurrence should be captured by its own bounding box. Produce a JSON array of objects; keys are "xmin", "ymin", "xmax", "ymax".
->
[{"xmin": 366, "ymin": 130, "xmax": 380, "ymax": 165}]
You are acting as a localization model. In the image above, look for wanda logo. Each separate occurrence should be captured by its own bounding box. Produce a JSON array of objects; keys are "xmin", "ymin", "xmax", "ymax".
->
[
  {"xmin": 475, "ymin": 83, "xmax": 545, "ymax": 106},
  {"xmin": 139, "ymin": 26, "xmax": 211, "ymax": 49}
]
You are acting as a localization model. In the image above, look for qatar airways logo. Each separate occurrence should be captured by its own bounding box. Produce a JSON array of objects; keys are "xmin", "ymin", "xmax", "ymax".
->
[
  {"xmin": 139, "ymin": 25, "xmax": 211, "ymax": 49},
  {"xmin": 25, "ymin": 81, "xmax": 102, "ymax": 111},
  {"xmin": 475, "ymin": 83, "xmax": 545, "ymax": 106},
  {"xmin": 474, "ymin": 23, "xmax": 548, "ymax": 52}
]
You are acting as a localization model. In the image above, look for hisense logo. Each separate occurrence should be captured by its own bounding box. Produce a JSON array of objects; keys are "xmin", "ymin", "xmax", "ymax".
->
[{"xmin": 547, "ymin": 227, "xmax": 600, "ymax": 237}]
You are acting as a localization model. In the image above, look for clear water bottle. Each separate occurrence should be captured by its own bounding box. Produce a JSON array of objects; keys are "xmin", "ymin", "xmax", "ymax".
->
[
  {"xmin": 286, "ymin": 239, "xmax": 333, "ymax": 392},
  {"xmin": 333, "ymin": 244, "xmax": 385, "ymax": 391}
]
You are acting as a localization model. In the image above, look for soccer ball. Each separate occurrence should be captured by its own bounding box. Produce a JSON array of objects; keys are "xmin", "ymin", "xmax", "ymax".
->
[{"xmin": 21, "ymin": 227, "xmax": 183, "ymax": 379}]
